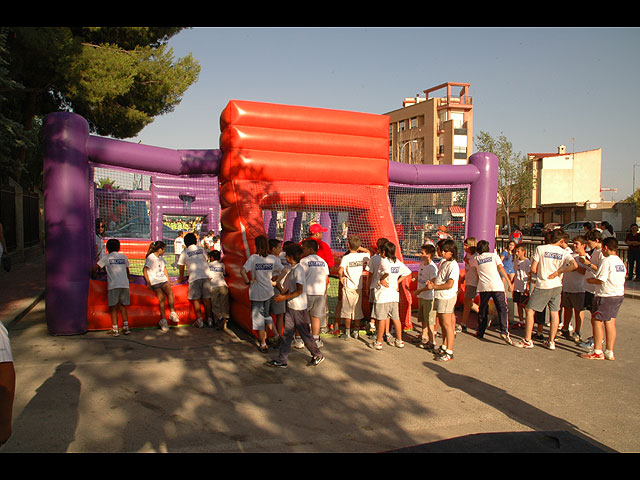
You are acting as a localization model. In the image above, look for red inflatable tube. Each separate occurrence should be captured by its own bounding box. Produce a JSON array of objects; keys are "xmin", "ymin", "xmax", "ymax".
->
[
  {"xmin": 220, "ymin": 99, "xmax": 390, "ymax": 138},
  {"xmin": 87, "ymin": 278, "xmax": 203, "ymax": 331}
]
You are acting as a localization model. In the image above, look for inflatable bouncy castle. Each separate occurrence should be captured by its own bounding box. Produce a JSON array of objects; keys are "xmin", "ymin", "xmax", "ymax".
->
[{"xmin": 42, "ymin": 100, "xmax": 498, "ymax": 336}]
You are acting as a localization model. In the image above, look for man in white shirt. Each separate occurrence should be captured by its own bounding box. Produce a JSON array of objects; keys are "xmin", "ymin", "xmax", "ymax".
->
[{"xmin": 517, "ymin": 229, "xmax": 578, "ymax": 350}]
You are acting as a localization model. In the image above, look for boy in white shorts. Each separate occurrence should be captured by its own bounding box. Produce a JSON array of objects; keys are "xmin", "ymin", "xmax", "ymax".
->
[
  {"xmin": 338, "ymin": 235, "xmax": 370, "ymax": 340},
  {"xmin": 560, "ymin": 236, "xmax": 588, "ymax": 341},
  {"xmin": 581, "ymin": 237, "xmax": 626, "ymax": 360},
  {"xmin": 178, "ymin": 233, "xmax": 213, "ymax": 328},
  {"xmin": 427, "ymin": 239, "xmax": 460, "ymax": 361},
  {"xmin": 365, "ymin": 237, "xmax": 389, "ymax": 337},
  {"xmin": 517, "ymin": 229, "xmax": 578, "ymax": 350},
  {"xmin": 300, "ymin": 239, "xmax": 330, "ymax": 347},
  {"xmin": 96, "ymin": 238, "xmax": 132, "ymax": 336}
]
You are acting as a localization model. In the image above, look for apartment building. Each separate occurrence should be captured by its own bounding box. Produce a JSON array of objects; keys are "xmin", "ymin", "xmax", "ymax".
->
[{"xmin": 385, "ymin": 82, "xmax": 473, "ymax": 165}]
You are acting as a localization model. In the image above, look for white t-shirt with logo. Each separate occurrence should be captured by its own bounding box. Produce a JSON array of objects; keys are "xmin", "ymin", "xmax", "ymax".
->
[
  {"xmin": 532, "ymin": 244, "xmax": 574, "ymax": 290},
  {"xmin": 594, "ymin": 254, "xmax": 626, "ymax": 297},
  {"xmin": 207, "ymin": 260, "xmax": 227, "ymax": 288},
  {"xmin": 286, "ymin": 263, "xmax": 307, "ymax": 311},
  {"xmin": 339, "ymin": 252, "xmax": 370, "ymax": 290},
  {"xmin": 470, "ymin": 252, "xmax": 505, "ymax": 293},
  {"xmin": 417, "ymin": 260, "xmax": 437, "ymax": 301},
  {"xmin": 562, "ymin": 252, "xmax": 586, "ymax": 293},
  {"xmin": 144, "ymin": 253, "xmax": 168, "ymax": 286},
  {"xmin": 300, "ymin": 254, "xmax": 329, "ymax": 296},
  {"xmin": 434, "ymin": 259, "xmax": 460, "ymax": 300},
  {"xmin": 243, "ymin": 254, "xmax": 282, "ymax": 302},
  {"xmin": 97, "ymin": 251, "xmax": 130, "ymax": 290},
  {"xmin": 178, "ymin": 244, "xmax": 210, "ymax": 283},
  {"xmin": 374, "ymin": 257, "xmax": 412, "ymax": 304},
  {"xmin": 513, "ymin": 258, "xmax": 531, "ymax": 293}
]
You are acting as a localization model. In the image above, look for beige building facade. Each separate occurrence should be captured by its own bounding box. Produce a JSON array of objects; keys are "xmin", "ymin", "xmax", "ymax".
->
[{"xmin": 385, "ymin": 82, "xmax": 473, "ymax": 166}]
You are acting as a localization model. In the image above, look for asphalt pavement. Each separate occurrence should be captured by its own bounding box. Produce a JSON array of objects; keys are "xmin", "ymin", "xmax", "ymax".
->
[{"xmin": 1, "ymin": 253, "xmax": 639, "ymax": 453}]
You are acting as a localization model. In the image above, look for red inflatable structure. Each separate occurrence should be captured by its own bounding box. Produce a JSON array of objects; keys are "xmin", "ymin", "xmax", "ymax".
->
[{"xmin": 218, "ymin": 100, "xmax": 413, "ymax": 335}]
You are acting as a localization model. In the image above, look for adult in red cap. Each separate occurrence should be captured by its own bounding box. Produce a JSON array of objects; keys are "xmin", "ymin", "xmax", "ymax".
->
[{"xmin": 305, "ymin": 223, "xmax": 335, "ymax": 269}]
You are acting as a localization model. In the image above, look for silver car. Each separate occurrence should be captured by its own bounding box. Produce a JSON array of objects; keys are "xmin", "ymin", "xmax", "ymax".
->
[{"xmin": 562, "ymin": 221, "xmax": 598, "ymax": 238}]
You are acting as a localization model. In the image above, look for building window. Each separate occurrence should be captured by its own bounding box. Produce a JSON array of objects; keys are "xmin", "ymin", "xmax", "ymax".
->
[{"xmin": 410, "ymin": 117, "xmax": 417, "ymax": 128}]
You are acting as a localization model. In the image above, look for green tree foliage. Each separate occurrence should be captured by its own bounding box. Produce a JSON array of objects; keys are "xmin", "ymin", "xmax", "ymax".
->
[
  {"xmin": 475, "ymin": 131, "xmax": 535, "ymax": 233},
  {"xmin": 1, "ymin": 27, "xmax": 200, "ymax": 187}
]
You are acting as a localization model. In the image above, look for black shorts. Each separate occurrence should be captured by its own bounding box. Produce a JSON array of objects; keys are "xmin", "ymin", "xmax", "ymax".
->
[{"xmin": 592, "ymin": 296, "xmax": 624, "ymax": 322}]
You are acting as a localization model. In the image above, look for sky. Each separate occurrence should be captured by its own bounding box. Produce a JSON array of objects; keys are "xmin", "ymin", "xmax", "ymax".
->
[{"xmin": 129, "ymin": 27, "xmax": 640, "ymax": 202}]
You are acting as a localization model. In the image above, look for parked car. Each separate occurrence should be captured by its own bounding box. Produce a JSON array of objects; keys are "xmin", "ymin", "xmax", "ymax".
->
[
  {"xmin": 542, "ymin": 223, "xmax": 563, "ymax": 236},
  {"xmin": 522, "ymin": 222, "xmax": 544, "ymax": 236},
  {"xmin": 562, "ymin": 221, "xmax": 598, "ymax": 238}
]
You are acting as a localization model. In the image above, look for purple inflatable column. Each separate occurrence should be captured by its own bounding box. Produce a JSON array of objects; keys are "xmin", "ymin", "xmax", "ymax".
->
[
  {"xmin": 42, "ymin": 112, "xmax": 91, "ymax": 335},
  {"xmin": 467, "ymin": 152, "xmax": 499, "ymax": 250}
]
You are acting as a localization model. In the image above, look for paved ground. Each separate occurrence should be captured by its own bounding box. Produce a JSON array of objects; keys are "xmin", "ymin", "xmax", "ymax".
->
[{"xmin": 1, "ymin": 253, "xmax": 639, "ymax": 453}]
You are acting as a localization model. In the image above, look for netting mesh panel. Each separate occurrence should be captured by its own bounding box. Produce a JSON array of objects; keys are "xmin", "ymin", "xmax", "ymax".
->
[
  {"xmin": 92, "ymin": 166, "xmax": 152, "ymax": 237},
  {"xmin": 389, "ymin": 185, "xmax": 468, "ymax": 262},
  {"xmin": 90, "ymin": 164, "xmax": 219, "ymax": 276}
]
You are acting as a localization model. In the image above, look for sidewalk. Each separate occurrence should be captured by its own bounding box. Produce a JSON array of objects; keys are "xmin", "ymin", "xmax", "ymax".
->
[{"xmin": 0, "ymin": 252, "xmax": 46, "ymax": 328}]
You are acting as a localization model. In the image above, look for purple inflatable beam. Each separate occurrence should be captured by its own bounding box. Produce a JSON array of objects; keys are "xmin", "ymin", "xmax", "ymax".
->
[
  {"xmin": 389, "ymin": 152, "xmax": 499, "ymax": 250},
  {"xmin": 43, "ymin": 112, "xmax": 222, "ymax": 335}
]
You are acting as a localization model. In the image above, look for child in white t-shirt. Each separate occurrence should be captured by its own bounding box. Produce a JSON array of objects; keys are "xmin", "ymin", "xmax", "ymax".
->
[
  {"xmin": 576, "ymin": 229, "xmax": 604, "ymax": 349},
  {"xmin": 96, "ymin": 238, "xmax": 132, "ymax": 336},
  {"xmin": 581, "ymin": 237, "xmax": 626, "ymax": 361},
  {"xmin": 512, "ymin": 244, "xmax": 531, "ymax": 328},
  {"xmin": 267, "ymin": 239, "xmax": 285, "ymax": 345},
  {"xmin": 178, "ymin": 233, "xmax": 213, "ymax": 328},
  {"xmin": 517, "ymin": 229, "xmax": 577, "ymax": 350},
  {"xmin": 207, "ymin": 250, "xmax": 230, "ymax": 330},
  {"xmin": 144, "ymin": 240, "xmax": 180, "ymax": 332},
  {"xmin": 365, "ymin": 237, "xmax": 389, "ymax": 337},
  {"xmin": 241, "ymin": 235, "xmax": 283, "ymax": 353},
  {"xmin": 267, "ymin": 243, "xmax": 324, "ymax": 368},
  {"xmin": 300, "ymin": 239, "xmax": 330, "ymax": 348},
  {"xmin": 414, "ymin": 243, "xmax": 438, "ymax": 350},
  {"xmin": 426, "ymin": 239, "xmax": 460, "ymax": 362},
  {"xmin": 371, "ymin": 241, "xmax": 411, "ymax": 350},
  {"xmin": 469, "ymin": 240, "xmax": 513, "ymax": 345},
  {"xmin": 560, "ymin": 236, "xmax": 588, "ymax": 341},
  {"xmin": 338, "ymin": 235, "xmax": 370, "ymax": 340}
]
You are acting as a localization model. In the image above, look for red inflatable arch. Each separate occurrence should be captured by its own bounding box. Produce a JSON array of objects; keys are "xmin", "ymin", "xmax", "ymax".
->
[{"xmin": 218, "ymin": 100, "xmax": 412, "ymax": 337}]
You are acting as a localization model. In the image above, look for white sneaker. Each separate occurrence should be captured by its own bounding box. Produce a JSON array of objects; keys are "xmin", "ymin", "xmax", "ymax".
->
[
  {"xmin": 545, "ymin": 340, "xmax": 556, "ymax": 350},
  {"xmin": 315, "ymin": 338, "xmax": 324, "ymax": 348},
  {"xmin": 193, "ymin": 318, "xmax": 204, "ymax": 328},
  {"xmin": 169, "ymin": 311, "xmax": 180, "ymax": 323},
  {"xmin": 293, "ymin": 337, "xmax": 304, "ymax": 349},
  {"xmin": 159, "ymin": 318, "xmax": 169, "ymax": 332}
]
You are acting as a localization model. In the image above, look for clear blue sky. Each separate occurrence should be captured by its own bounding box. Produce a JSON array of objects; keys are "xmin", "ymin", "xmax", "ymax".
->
[{"xmin": 130, "ymin": 27, "xmax": 640, "ymax": 201}]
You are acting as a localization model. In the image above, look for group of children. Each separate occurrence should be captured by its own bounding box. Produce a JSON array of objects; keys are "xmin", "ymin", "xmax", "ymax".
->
[
  {"xmin": 459, "ymin": 228, "xmax": 626, "ymax": 361},
  {"xmin": 95, "ymin": 223, "xmax": 627, "ymax": 365},
  {"xmin": 95, "ymin": 232, "xmax": 230, "ymax": 337}
]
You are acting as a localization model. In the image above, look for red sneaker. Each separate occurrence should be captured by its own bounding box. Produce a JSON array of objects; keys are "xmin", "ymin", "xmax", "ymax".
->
[{"xmin": 581, "ymin": 351, "xmax": 604, "ymax": 360}]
